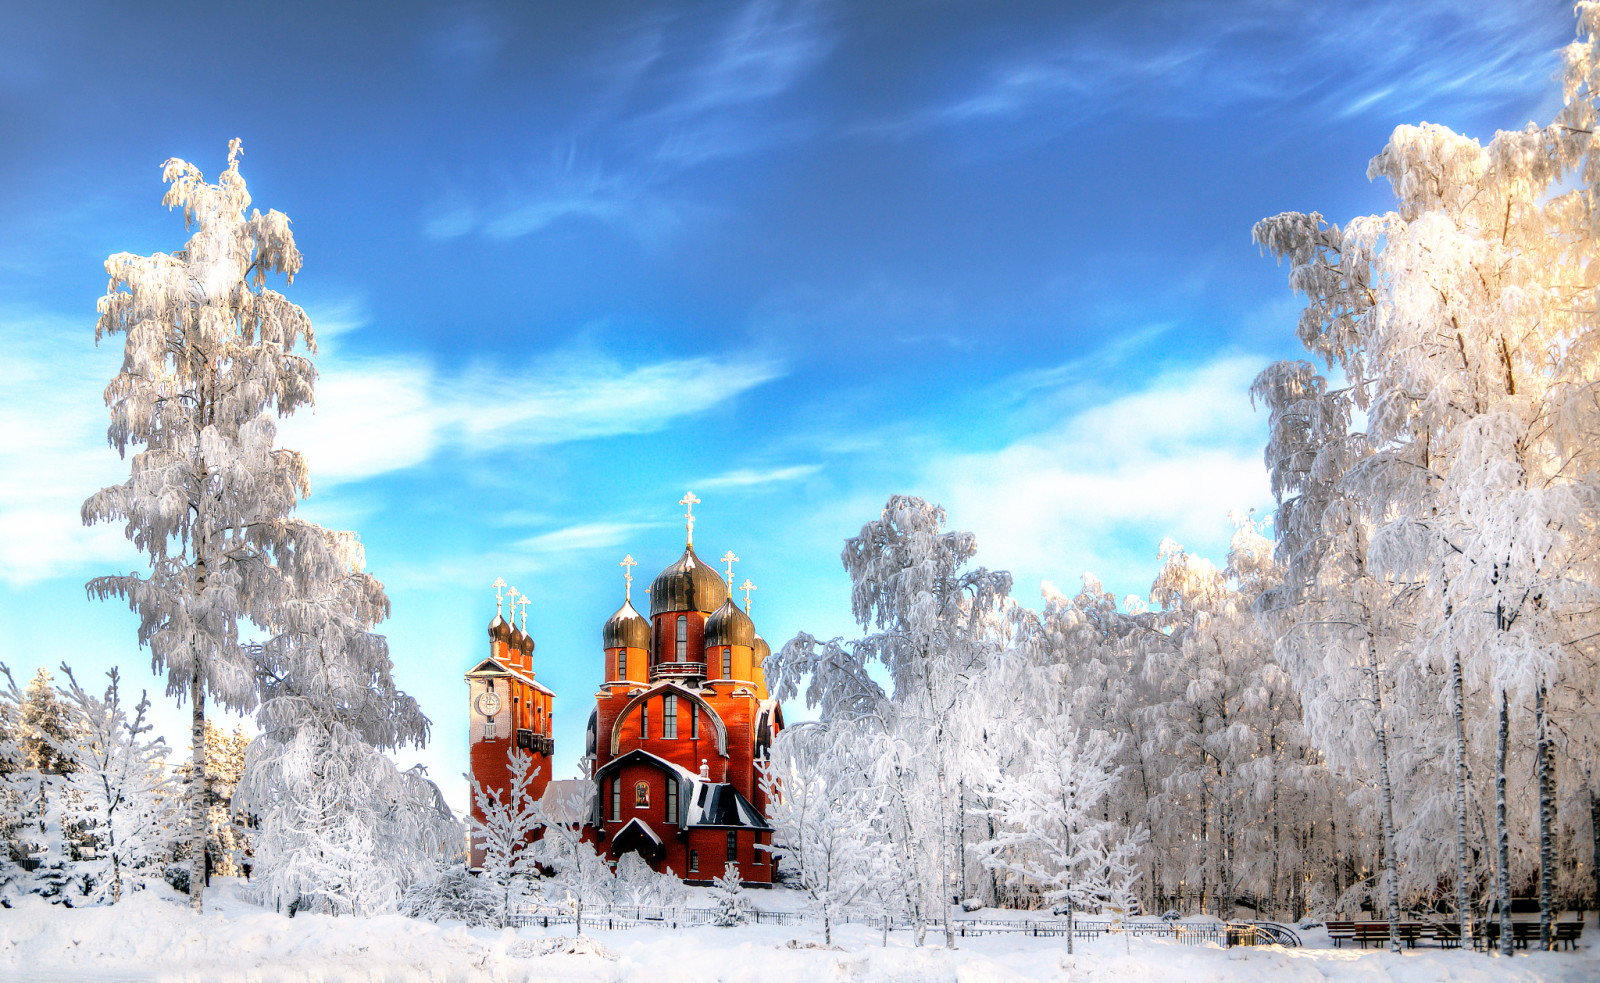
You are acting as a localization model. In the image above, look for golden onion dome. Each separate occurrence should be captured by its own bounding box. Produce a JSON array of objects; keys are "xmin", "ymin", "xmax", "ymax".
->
[
  {"xmin": 705, "ymin": 597, "xmax": 756, "ymax": 649},
  {"xmin": 602, "ymin": 598, "xmax": 650, "ymax": 650},
  {"xmin": 753, "ymin": 634, "xmax": 771, "ymax": 665},
  {"xmin": 648, "ymin": 547, "xmax": 729, "ymax": 616}
]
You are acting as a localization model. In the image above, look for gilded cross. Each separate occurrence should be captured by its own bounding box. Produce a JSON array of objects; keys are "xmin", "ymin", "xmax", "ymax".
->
[
  {"xmin": 679, "ymin": 491, "xmax": 701, "ymax": 546},
  {"xmin": 505, "ymin": 586, "xmax": 520, "ymax": 626},
  {"xmin": 720, "ymin": 550, "xmax": 739, "ymax": 589},
  {"xmin": 518, "ymin": 594, "xmax": 530, "ymax": 632},
  {"xmin": 492, "ymin": 576, "xmax": 507, "ymax": 618},
  {"xmin": 620, "ymin": 554, "xmax": 637, "ymax": 600},
  {"xmin": 739, "ymin": 578, "xmax": 757, "ymax": 613}
]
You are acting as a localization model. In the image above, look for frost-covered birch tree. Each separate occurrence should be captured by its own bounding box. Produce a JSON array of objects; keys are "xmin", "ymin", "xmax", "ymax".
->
[
  {"xmin": 768, "ymin": 495, "xmax": 1012, "ymax": 948},
  {"xmin": 82, "ymin": 140, "xmax": 315, "ymax": 913},
  {"xmin": 1254, "ymin": 5, "xmax": 1600, "ymax": 944}
]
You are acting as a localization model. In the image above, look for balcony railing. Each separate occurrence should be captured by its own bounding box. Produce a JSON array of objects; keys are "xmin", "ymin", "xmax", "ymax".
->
[
  {"xmin": 516, "ymin": 730, "xmax": 555, "ymax": 755},
  {"xmin": 650, "ymin": 661, "xmax": 706, "ymax": 681}
]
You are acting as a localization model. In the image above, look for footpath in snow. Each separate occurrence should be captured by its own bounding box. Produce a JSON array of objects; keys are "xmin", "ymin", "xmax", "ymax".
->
[{"xmin": 4, "ymin": 880, "xmax": 1596, "ymax": 983}]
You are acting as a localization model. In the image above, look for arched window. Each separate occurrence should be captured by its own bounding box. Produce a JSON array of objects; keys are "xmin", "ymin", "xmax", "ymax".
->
[
  {"xmin": 611, "ymin": 778, "xmax": 621, "ymax": 821},
  {"xmin": 689, "ymin": 850, "xmax": 699, "ymax": 872},
  {"xmin": 666, "ymin": 776, "xmax": 679, "ymax": 823},
  {"xmin": 721, "ymin": 648, "xmax": 732, "ymax": 679},
  {"xmin": 616, "ymin": 647, "xmax": 626, "ymax": 679},
  {"xmin": 663, "ymin": 695, "xmax": 678, "ymax": 739},
  {"xmin": 676, "ymin": 615, "xmax": 687, "ymax": 659},
  {"xmin": 727, "ymin": 831, "xmax": 738, "ymax": 863}
]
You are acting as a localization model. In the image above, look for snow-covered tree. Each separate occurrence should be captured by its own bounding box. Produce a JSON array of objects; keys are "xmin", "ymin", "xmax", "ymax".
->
[
  {"xmin": 1251, "ymin": 5, "xmax": 1600, "ymax": 949},
  {"xmin": 980, "ymin": 705, "xmax": 1145, "ymax": 955},
  {"xmin": 710, "ymin": 862, "xmax": 749, "ymax": 926},
  {"xmin": 466, "ymin": 746, "xmax": 543, "ymax": 926},
  {"xmin": 82, "ymin": 139, "xmax": 317, "ymax": 913},
  {"xmin": 759, "ymin": 727, "xmax": 880, "ymax": 945},
  {"xmin": 612, "ymin": 851, "xmax": 685, "ymax": 907},
  {"xmin": 48, "ymin": 666, "xmax": 180, "ymax": 903},
  {"xmin": 530, "ymin": 780, "xmax": 612, "ymax": 936},
  {"xmin": 768, "ymin": 495, "xmax": 1012, "ymax": 947},
  {"xmin": 236, "ymin": 523, "xmax": 448, "ymax": 916}
]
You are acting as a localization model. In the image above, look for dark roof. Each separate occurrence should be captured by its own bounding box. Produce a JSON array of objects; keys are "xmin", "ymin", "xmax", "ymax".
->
[{"xmin": 692, "ymin": 782, "xmax": 771, "ymax": 831}]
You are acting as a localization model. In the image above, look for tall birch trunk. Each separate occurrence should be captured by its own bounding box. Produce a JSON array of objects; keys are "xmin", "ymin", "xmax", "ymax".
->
[
  {"xmin": 190, "ymin": 674, "xmax": 206, "ymax": 914},
  {"xmin": 1367, "ymin": 636, "xmax": 1402, "ymax": 953},
  {"xmin": 1450, "ymin": 648, "xmax": 1472, "ymax": 946},
  {"xmin": 1536, "ymin": 686, "xmax": 1553, "ymax": 952},
  {"xmin": 1495, "ymin": 690, "xmax": 1513, "ymax": 957}
]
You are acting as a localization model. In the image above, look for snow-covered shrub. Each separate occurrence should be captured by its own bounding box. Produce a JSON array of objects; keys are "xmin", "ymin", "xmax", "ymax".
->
[
  {"xmin": 711, "ymin": 863, "xmax": 749, "ymax": 926},
  {"xmin": 613, "ymin": 852, "xmax": 684, "ymax": 907},
  {"xmin": 400, "ymin": 863, "xmax": 502, "ymax": 926}
]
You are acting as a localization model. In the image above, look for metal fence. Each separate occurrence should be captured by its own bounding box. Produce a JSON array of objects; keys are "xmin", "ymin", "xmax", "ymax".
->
[{"xmin": 508, "ymin": 904, "xmax": 1297, "ymax": 947}]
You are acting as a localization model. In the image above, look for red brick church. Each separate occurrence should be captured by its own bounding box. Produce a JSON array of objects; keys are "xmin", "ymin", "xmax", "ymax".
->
[{"xmin": 466, "ymin": 493, "xmax": 783, "ymax": 884}]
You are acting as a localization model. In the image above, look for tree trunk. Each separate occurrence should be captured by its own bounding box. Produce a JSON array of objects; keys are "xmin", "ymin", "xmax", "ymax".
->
[
  {"xmin": 1367, "ymin": 638, "xmax": 1401, "ymax": 953},
  {"xmin": 1536, "ymin": 686, "xmax": 1553, "ymax": 952},
  {"xmin": 1450, "ymin": 648, "xmax": 1472, "ymax": 947},
  {"xmin": 1496, "ymin": 690, "xmax": 1513, "ymax": 957},
  {"xmin": 190, "ymin": 675, "xmax": 206, "ymax": 914}
]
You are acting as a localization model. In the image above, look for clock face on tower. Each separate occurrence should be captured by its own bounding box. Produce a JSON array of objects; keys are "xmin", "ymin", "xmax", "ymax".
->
[{"xmin": 476, "ymin": 691, "xmax": 502, "ymax": 716}]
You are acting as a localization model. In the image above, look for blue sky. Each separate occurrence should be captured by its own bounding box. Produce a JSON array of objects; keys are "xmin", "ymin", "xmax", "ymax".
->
[{"xmin": 0, "ymin": 0, "xmax": 1572, "ymax": 810}]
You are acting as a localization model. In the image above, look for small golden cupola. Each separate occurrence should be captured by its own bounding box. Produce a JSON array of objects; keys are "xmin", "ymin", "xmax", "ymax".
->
[
  {"xmin": 705, "ymin": 596, "xmax": 756, "ymax": 648},
  {"xmin": 603, "ymin": 598, "xmax": 650, "ymax": 650}
]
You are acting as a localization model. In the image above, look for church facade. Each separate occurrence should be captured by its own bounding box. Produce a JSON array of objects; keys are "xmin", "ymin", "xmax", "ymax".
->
[{"xmin": 466, "ymin": 493, "xmax": 782, "ymax": 885}]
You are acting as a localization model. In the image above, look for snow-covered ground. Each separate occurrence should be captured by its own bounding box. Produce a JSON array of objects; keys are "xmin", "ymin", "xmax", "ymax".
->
[{"xmin": 3, "ymin": 879, "xmax": 1595, "ymax": 983}]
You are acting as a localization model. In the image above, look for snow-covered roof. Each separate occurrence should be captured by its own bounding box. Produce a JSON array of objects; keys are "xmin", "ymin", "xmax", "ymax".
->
[
  {"xmin": 463, "ymin": 656, "xmax": 554, "ymax": 696},
  {"xmin": 615, "ymin": 816, "xmax": 663, "ymax": 849},
  {"xmin": 687, "ymin": 782, "xmax": 771, "ymax": 831}
]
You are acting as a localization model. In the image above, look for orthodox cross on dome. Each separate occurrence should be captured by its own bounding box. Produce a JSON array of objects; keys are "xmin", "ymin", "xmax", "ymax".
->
[
  {"xmin": 720, "ymin": 550, "xmax": 739, "ymax": 589},
  {"xmin": 620, "ymin": 554, "xmax": 637, "ymax": 601},
  {"xmin": 679, "ymin": 491, "xmax": 701, "ymax": 546},
  {"xmin": 492, "ymin": 577, "xmax": 507, "ymax": 618},
  {"xmin": 739, "ymin": 578, "xmax": 757, "ymax": 613},
  {"xmin": 518, "ymin": 594, "xmax": 530, "ymax": 632},
  {"xmin": 505, "ymin": 586, "xmax": 520, "ymax": 627}
]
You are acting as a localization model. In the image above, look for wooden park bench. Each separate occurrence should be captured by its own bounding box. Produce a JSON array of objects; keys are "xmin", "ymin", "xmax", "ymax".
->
[{"xmin": 1326, "ymin": 921, "xmax": 1355, "ymax": 947}]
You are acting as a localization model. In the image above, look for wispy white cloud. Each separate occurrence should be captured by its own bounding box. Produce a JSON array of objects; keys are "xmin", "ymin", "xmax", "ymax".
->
[
  {"xmin": 424, "ymin": 0, "xmax": 831, "ymax": 241},
  {"xmin": 1, "ymin": 304, "xmax": 786, "ymax": 585},
  {"xmin": 514, "ymin": 521, "xmax": 659, "ymax": 554},
  {"xmin": 0, "ymin": 308, "xmax": 140, "ymax": 585},
  {"xmin": 695, "ymin": 463, "xmax": 822, "ymax": 490},
  {"xmin": 924, "ymin": 354, "xmax": 1272, "ymax": 598},
  {"xmin": 883, "ymin": 0, "xmax": 1566, "ymax": 142}
]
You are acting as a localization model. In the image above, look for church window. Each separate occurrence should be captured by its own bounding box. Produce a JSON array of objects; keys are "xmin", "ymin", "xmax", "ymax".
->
[
  {"xmin": 689, "ymin": 850, "xmax": 699, "ymax": 872},
  {"xmin": 484, "ymin": 715, "xmax": 496, "ymax": 739},
  {"xmin": 641, "ymin": 701, "xmax": 649, "ymax": 740},
  {"xmin": 690, "ymin": 705, "xmax": 699, "ymax": 740},
  {"xmin": 663, "ymin": 695, "xmax": 678, "ymax": 739},
  {"xmin": 721, "ymin": 648, "xmax": 731, "ymax": 679},
  {"xmin": 611, "ymin": 778, "xmax": 621, "ymax": 821},
  {"xmin": 727, "ymin": 832, "xmax": 738, "ymax": 863},
  {"xmin": 666, "ymin": 776, "xmax": 678, "ymax": 823},
  {"xmin": 634, "ymin": 781, "xmax": 650, "ymax": 808},
  {"xmin": 616, "ymin": 648, "xmax": 626, "ymax": 679},
  {"xmin": 676, "ymin": 616, "xmax": 687, "ymax": 659}
]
